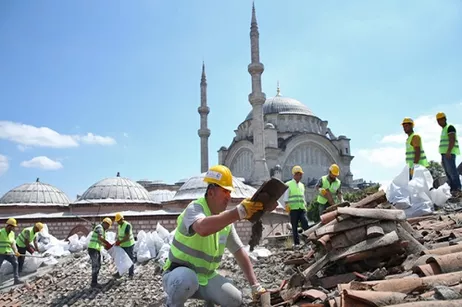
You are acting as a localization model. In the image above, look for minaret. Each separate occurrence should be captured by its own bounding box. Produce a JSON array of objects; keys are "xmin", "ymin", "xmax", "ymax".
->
[
  {"xmin": 198, "ymin": 62, "xmax": 210, "ymax": 173},
  {"xmin": 248, "ymin": 2, "xmax": 270, "ymax": 185}
]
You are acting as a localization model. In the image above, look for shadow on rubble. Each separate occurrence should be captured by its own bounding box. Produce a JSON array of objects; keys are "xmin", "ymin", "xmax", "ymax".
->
[{"xmin": 48, "ymin": 278, "xmax": 121, "ymax": 307}]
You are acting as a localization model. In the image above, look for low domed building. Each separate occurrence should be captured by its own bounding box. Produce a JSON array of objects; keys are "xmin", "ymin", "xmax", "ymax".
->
[
  {"xmin": 70, "ymin": 172, "xmax": 160, "ymax": 215},
  {"xmin": 0, "ymin": 178, "xmax": 70, "ymax": 215}
]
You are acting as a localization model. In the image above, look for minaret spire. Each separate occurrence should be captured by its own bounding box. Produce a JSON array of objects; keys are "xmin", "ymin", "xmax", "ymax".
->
[
  {"xmin": 248, "ymin": 2, "xmax": 270, "ymax": 185},
  {"xmin": 198, "ymin": 62, "xmax": 210, "ymax": 173}
]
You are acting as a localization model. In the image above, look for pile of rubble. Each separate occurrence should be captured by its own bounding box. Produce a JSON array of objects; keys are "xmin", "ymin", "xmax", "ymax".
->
[{"xmin": 258, "ymin": 191, "xmax": 462, "ymax": 307}]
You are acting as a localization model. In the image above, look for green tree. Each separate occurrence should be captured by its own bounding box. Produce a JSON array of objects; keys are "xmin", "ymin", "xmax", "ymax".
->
[{"xmin": 427, "ymin": 160, "xmax": 444, "ymax": 178}]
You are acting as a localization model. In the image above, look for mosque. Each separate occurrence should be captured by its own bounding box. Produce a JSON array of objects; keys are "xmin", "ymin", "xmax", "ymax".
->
[{"xmin": 0, "ymin": 4, "xmax": 353, "ymax": 241}]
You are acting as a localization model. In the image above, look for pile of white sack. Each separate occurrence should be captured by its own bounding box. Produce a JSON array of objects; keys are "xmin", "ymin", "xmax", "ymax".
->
[
  {"xmin": 133, "ymin": 223, "xmax": 174, "ymax": 266},
  {"xmin": 386, "ymin": 164, "xmax": 452, "ymax": 218}
]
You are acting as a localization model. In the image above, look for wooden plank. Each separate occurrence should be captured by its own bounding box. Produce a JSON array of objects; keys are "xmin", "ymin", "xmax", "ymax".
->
[{"xmin": 337, "ymin": 207, "xmax": 406, "ymax": 221}]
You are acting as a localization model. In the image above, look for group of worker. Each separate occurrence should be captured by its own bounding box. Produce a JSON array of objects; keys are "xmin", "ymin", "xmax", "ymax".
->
[
  {"xmin": 402, "ymin": 112, "xmax": 461, "ymax": 197},
  {"xmin": 87, "ymin": 212, "xmax": 135, "ymax": 288},
  {"xmin": 284, "ymin": 164, "xmax": 343, "ymax": 247},
  {"xmin": 0, "ymin": 218, "xmax": 44, "ymax": 285}
]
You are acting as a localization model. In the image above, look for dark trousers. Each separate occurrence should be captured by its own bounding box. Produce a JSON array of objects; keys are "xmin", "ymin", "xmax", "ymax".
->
[
  {"xmin": 122, "ymin": 245, "xmax": 135, "ymax": 276},
  {"xmin": 17, "ymin": 246, "xmax": 27, "ymax": 273},
  {"xmin": 289, "ymin": 209, "xmax": 309, "ymax": 245},
  {"xmin": 307, "ymin": 202, "xmax": 328, "ymax": 223},
  {"xmin": 442, "ymin": 154, "xmax": 462, "ymax": 191},
  {"xmin": 0, "ymin": 254, "xmax": 20, "ymax": 281},
  {"xmin": 88, "ymin": 248, "xmax": 101, "ymax": 285}
]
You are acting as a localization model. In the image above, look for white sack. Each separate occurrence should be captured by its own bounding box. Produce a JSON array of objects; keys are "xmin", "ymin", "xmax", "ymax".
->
[
  {"xmin": 108, "ymin": 246, "xmax": 133, "ymax": 276},
  {"xmin": 135, "ymin": 230, "xmax": 152, "ymax": 263},
  {"xmin": 68, "ymin": 234, "xmax": 83, "ymax": 253},
  {"xmin": 429, "ymin": 183, "xmax": 452, "ymax": 207},
  {"xmin": 386, "ymin": 165, "xmax": 435, "ymax": 218},
  {"xmin": 21, "ymin": 253, "xmax": 45, "ymax": 274},
  {"xmin": 156, "ymin": 223, "xmax": 170, "ymax": 242},
  {"xmin": 156, "ymin": 243, "xmax": 170, "ymax": 267}
]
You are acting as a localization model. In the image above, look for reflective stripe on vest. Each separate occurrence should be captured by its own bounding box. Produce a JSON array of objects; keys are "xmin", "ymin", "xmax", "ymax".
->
[
  {"xmin": 439, "ymin": 124, "xmax": 460, "ymax": 155},
  {"xmin": 285, "ymin": 179, "xmax": 306, "ymax": 210},
  {"xmin": 316, "ymin": 175, "xmax": 341, "ymax": 205},
  {"xmin": 88, "ymin": 224, "xmax": 105, "ymax": 251},
  {"xmin": 118, "ymin": 221, "xmax": 135, "ymax": 247},
  {"xmin": 0, "ymin": 228, "xmax": 15, "ymax": 254},
  {"xmin": 16, "ymin": 226, "xmax": 37, "ymax": 248},
  {"xmin": 405, "ymin": 133, "xmax": 429, "ymax": 167},
  {"xmin": 163, "ymin": 197, "xmax": 231, "ymax": 286}
]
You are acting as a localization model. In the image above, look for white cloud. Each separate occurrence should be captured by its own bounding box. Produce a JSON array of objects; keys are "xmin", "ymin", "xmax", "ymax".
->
[
  {"xmin": 354, "ymin": 103, "xmax": 462, "ymax": 182},
  {"xmin": 73, "ymin": 133, "xmax": 116, "ymax": 146},
  {"xmin": 0, "ymin": 155, "xmax": 8, "ymax": 176},
  {"xmin": 0, "ymin": 121, "xmax": 116, "ymax": 148},
  {"xmin": 20, "ymin": 156, "xmax": 63, "ymax": 170},
  {"xmin": 123, "ymin": 132, "xmax": 129, "ymax": 138}
]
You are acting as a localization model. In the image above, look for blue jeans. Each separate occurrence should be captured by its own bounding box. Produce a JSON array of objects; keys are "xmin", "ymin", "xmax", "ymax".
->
[{"xmin": 442, "ymin": 154, "xmax": 462, "ymax": 191}]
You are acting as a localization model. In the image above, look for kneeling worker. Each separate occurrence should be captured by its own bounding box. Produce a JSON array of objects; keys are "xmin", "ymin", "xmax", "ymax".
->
[
  {"xmin": 16, "ymin": 222, "xmax": 44, "ymax": 273},
  {"xmin": 162, "ymin": 165, "xmax": 272, "ymax": 307},
  {"xmin": 310, "ymin": 164, "xmax": 344, "ymax": 222},
  {"xmin": 88, "ymin": 217, "xmax": 113, "ymax": 288}
]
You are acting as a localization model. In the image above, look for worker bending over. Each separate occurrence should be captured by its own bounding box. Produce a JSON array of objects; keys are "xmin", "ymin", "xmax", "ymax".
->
[
  {"xmin": 162, "ymin": 165, "xmax": 273, "ymax": 307},
  {"xmin": 114, "ymin": 212, "xmax": 135, "ymax": 278},
  {"xmin": 283, "ymin": 165, "xmax": 310, "ymax": 248},
  {"xmin": 309, "ymin": 164, "xmax": 344, "ymax": 222},
  {"xmin": 88, "ymin": 217, "xmax": 113, "ymax": 288},
  {"xmin": 0, "ymin": 218, "xmax": 23, "ymax": 284},
  {"xmin": 402, "ymin": 117, "xmax": 428, "ymax": 179},
  {"xmin": 16, "ymin": 222, "xmax": 44, "ymax": 273}
]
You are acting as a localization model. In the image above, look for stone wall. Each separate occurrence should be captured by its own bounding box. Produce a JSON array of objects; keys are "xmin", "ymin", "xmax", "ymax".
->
[{"xmin": 0, "ymin": 214, "xmax": 289, "ymax": 244}]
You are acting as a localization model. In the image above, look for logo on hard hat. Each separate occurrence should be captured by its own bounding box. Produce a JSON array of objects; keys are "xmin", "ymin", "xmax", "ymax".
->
[{"xmin": 205, "ymin": 170, "xmax": 223, "ymax": 181}]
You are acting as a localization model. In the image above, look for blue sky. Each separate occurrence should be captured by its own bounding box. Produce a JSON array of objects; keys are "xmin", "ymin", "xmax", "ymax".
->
[{"xmin": 1, "ymin": 0, "xmax": 461, "ymax": 199}]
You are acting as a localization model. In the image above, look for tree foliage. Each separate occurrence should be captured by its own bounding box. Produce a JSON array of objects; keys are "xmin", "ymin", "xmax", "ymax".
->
[
  {"xmin": 427, "ymin": 160, "xmax": 444, "ymax": 178},
  {"xmin": 343, "ymin": 184, "xmax": 380, "ymax": 203}
]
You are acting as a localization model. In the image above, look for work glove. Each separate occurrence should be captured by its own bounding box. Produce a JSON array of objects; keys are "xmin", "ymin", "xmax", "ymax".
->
[
  {"xmin": 251, "ymin": 283, "xmax": 266, "ymax": 301},
  {"xmin": 15, "ymin": 251, "xmax": 20, "ymax": 257},
  {"xmin": 285, "ymin": 204, "xmax": 290, "ymax": 213},
  {"xmin": 236, "ymin": 199, "xmax": 263, "ymax": 220},
  {"xmin": 319, "ymin": 188, "xmax": 328, "ymax": 196},
  {"xmin": 115, "ymin": 241, "xmax": 121, "ymax": 246}
]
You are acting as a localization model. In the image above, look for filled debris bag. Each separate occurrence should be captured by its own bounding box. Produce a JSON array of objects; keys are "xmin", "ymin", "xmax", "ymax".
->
[
  {"xmin": 156, "ymin": 223, "xmax": 170, "ymax": 242},
  {"xmin": 68, "ymin": 234, "xmax": 83, "ymax": 253},
  {"xmin": 386, "ymin": 165, "xmax": 435, "ymax": 218},
  {"xmin": 135, "ymin": 231, "xmax": 152, "ymax": 263},
  {"xmin": 429, "ymin": 183, "xmax": 451, "ymax": 207},
  {"xmin": 22, "ymin": 253, "xmax": 45, "ymax": 274},
  {"xmin": 108, "ymin": 246, "xmax": 133, "ymax": 276}
]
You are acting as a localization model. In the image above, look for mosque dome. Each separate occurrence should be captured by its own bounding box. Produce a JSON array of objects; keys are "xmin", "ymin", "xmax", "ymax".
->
[
  {"xmin": 149, "ymin": 189, "xmax": 176, "ymax": 204},
  {"xmin": 245, "ymin": 93, "xmax": 314, "ymax": 121},
  {"xmin": 0, "ymin": 178, "xmax": 70, "ymax": 207},
  {"xmin": 172, "ymin": 173, "xmax": 257, "ymax": 201},
  {"xmin": 74, "ymin": 172, "xmax": 154, "ymax": 204}
]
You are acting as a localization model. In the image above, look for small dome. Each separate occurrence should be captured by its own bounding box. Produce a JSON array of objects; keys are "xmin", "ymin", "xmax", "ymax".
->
[
  {"xmin": 245, "ymin": 95, "xmax": 314, "ymax": 121},
  {"xmin": 149, "ymin": 190, "xmax": 176, "ymax": 204},
  {"xmin": 0, "ymin": 178, "xmax": 70, "ymax": 207},
  {"xmin": 172, "ymin": 173, "xmax": 257, "ymax": 201},
  {"xmin": 74, "ymin": 172, "xmax": 154, "ymax": 204}
]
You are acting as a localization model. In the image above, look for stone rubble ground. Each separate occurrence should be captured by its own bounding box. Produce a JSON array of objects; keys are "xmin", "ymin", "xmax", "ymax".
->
[{"xmin": 2, "ymin": 192, "xmax": 462, "ymax": 306}]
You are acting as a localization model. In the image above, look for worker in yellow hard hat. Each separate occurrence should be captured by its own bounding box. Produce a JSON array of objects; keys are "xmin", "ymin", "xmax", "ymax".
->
[
  {"xmin": 114, "ymin": 212, "xmax": 135, "ymax": 278},
  {"xmin": 308, "ymin": 164, "xmax": 344, "ymax": 223},
  {"xmin": 402, "ymin": 117, "xmax": 429, "ymax": 180},
  {"xmin": 283, "ymin": 165, "xmax": 310, "ymax": 248},
  {"xmin": 88, "ymin": 217, "xmax": 113, "ymax": 288},
  {"xmin": 0, "ymin": 218, "xmax": 23, "ymax": 284},
  {"xmin": 162, "ymin": 165, "xmax": 271, "ymax": 306},
  {"xmin": 436, "ymin": 112, "xmax": 461, "ymax": 197},
  {"xmin": 16, "ymin": 222, "xmax": 44, "ymax": 273}
]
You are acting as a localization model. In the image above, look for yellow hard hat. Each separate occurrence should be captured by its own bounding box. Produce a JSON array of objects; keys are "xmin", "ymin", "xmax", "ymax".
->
[
  {"xmin": 102, "ymin": 217, "xmax": 112, "ymax": 227},
  {"xmin": 329, "ymin": 164, "xmax": 340, "ymax": 176},
  {"xmin": 6, "ymin": 218, "xmax": 17, "ymax": 227},
  {"xmin": 401, "ymin": 117, "xmax": 414, "ymax": 127},
  {"xmin": 203, "ymin": 165, "xmax": 234, "ymax": 191},
  {"xmin": 114, "ymin": 213, "xmax": 123, "ymax": 222},
  {"xmin": 436, "ymin": 112, "xmax": 446, "ymax": 120},
  {"xmin": 35, "ymin": 222, "xmax": 44, "ymax": 231},
  {"xmin": 292, "ymin": 165, "xmax": 304, "ymax": 175}
]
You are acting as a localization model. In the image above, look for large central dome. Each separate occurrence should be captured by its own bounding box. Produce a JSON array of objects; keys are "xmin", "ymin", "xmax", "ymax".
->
[{"xmin": 245, "ymin": 94, "xmax": 314, "ymax": 121}]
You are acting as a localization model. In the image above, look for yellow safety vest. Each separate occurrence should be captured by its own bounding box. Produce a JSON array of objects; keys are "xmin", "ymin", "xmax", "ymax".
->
[
  {"xmin": 16, "ymin": 226, "xmax": 37, "ymax": 248},
  {"xmin": 285, "ymin": 179, "xmax": 306, "ymax": 210},
  {"xmin": 164, "ymin": 197, "xmax": 231, "ymax": 286},
  {"xmin": 118, "ymin": 221, "xmax": 135, "ymax": 247},
  {"xmin": 88, "ymin": 224, "xmax": 105, "ymax": 252},
  {"xmin": 405, "ymin": 133, "xmax": 429, "ymax": 167},
  {"xmin": 439, "ymin": 124, "xmax": 460, "ymax": 155},
  {"xmin": 0, "ymin": 228, "xmax": 15, "ymax": 255}
]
